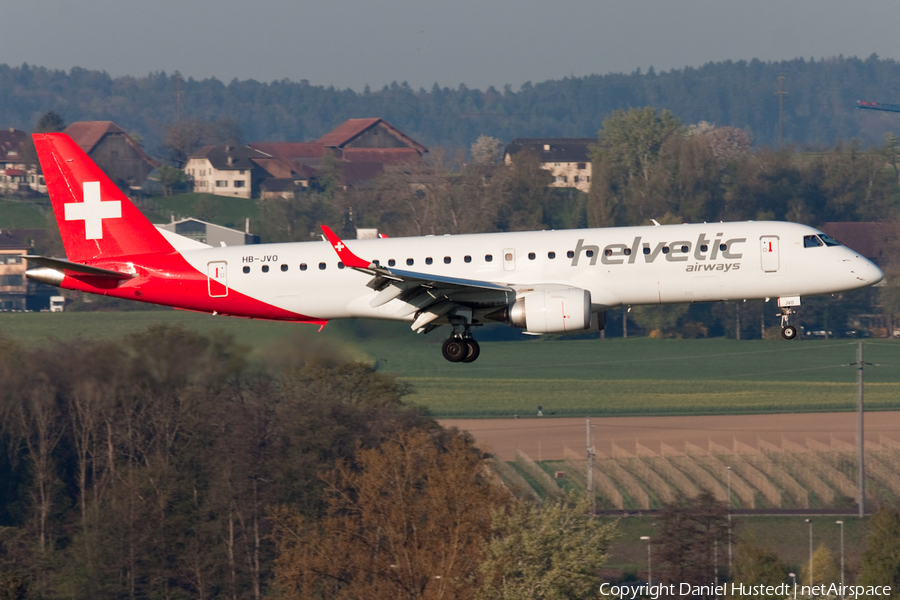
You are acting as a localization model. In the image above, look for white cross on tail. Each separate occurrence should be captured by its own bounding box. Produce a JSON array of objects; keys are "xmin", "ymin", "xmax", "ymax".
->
[{"xmin": 64, "ymin": 181, "xmax": 122, "ymax": 240}]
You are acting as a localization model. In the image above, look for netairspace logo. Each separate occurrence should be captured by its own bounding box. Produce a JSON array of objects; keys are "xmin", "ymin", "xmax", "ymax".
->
[{"xmin": 599, "ymin": 582, "xmax": 893, "ymax": 599}]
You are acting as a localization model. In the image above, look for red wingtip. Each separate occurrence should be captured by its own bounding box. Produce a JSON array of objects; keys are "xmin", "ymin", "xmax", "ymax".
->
[{"xmin": 320, "ymin": 225, "xmax": 372, "ymax": 269}]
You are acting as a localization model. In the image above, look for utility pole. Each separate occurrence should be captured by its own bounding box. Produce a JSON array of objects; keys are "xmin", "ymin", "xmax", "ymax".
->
[
  {"xmin": 586, "ymin": 417, "xmax": 595, "ymax": 514},
  {"xmin": 857, "ymin": 342, "xmax": 865, "ymax": 518},
  {"xmin": 726, "ymin": 466, "xmax": 733, "ymax": 572},
  {"xmin": 776, "ymin": 74, "xmax": 788, "ymax": 148}
]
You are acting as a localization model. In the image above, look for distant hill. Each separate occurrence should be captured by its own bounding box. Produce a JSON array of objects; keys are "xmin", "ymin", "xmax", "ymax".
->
[{"xmin": 3, "ymin": 55, "xmax": 900, "ymax": 156}]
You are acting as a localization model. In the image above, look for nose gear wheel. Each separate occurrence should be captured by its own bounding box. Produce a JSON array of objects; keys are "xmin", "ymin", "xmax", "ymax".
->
[{"xmin": 779, "ymin": 306, "xmax": 798, "ymax": 340}]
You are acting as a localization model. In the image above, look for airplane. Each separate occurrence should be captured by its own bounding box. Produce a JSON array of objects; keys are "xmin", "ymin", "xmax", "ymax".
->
[{"xmin": 26, "ymin": 133, "xmax": 884, "ymax": 363}]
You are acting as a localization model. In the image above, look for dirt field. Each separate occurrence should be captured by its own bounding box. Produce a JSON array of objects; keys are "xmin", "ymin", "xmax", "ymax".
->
[{"xmin": 440, "ymin": 411, "xmax": 900, "ymax": 461}]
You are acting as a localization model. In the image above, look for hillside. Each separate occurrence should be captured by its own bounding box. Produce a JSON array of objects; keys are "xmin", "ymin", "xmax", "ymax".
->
[{"xmin": 2, "ymin": 55, "xmax": 900, "ymax": 154}]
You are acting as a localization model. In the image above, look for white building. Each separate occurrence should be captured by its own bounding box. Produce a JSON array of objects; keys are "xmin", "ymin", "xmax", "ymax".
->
[
  {"xmin": 184, "ymin": 145, "xmax": 273, "ymax": 199},
  {"xmin": 503, "ymin": 138, "xmax": 594, "ymax": 193}
]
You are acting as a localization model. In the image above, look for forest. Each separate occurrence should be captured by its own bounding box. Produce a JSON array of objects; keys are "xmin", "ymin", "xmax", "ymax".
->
[{"xmin": 3, "ymin": 54, "xmax": 900, "ymax": 154}]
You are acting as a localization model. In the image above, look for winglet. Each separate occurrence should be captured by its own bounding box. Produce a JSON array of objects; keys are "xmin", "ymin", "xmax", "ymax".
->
[{"xmin": 320, "ymin": 225, "xmax": 373, "ymax": 269}]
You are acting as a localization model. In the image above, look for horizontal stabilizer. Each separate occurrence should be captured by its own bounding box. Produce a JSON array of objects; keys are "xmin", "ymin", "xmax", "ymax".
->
[{"xmin": 25, "ymin": 255, "xmax": 134, "ymax": 280}]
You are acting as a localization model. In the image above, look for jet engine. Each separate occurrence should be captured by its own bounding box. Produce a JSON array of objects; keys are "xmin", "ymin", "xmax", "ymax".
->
[{"xmin": 496, "ymin": 285, "xmax": 592, "ymax": 334}]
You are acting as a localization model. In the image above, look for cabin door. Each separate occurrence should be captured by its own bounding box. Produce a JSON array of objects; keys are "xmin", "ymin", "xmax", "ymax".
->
[
  {"xmin": 208, "ymin": 261, "xmax": 228, "ymax": 297},
  {"xmin": 760, "ymin": 236, "xmax": 780, "ymax": 273}
]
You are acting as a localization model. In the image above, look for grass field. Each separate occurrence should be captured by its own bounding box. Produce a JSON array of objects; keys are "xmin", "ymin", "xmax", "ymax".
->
[
  {"xmin": 2, "ymin": 311, "xmax": 900, "ymax": 418},
  {"xmin": 0, "ymin": 198, "xmax": 49, "ymax": 228},
  {"xmin": 143, "ymin": 193, "xmax": 260, "ymax": 230}
]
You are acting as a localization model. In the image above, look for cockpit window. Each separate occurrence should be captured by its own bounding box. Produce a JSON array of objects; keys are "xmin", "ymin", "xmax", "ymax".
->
[
  {"xmin": 803, "ymin": 235, "xmax": 823, "ymax": 248},
  {"xmin": 819, "ymin": 234, "xmax": 841, "ymax": 247}
]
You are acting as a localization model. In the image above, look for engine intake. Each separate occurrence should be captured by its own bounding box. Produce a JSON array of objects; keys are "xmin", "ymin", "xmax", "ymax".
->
[{"xmin": 506, "ymin": 285, "xmax": 592, "ymax": 334}]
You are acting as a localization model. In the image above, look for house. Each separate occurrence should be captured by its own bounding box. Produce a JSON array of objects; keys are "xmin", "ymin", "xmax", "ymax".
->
[
  {"xmin": 183, "ymin": 145, "xmax": 274, "ymax": 199},
  {"xmin": 316, "ymin": 118, "xmax": 427, "ymax": 159},
  {"xmin": 248, "ymin": 142, "xmax": 326, "ymax": 196},
  {"xmin": 0, "ymin": 129, "xmax": 46, "ymax": 195},
  {"xmin": 0, "ymin": 229, "xmax": 55, "ymax": 310},
  {"xmin": 504, "ymin": 138, "xmax": 594, "ymax": 193},
  {"xmin": 186, "ymin": 118, "xmax": 427, "ymax": 199},
  {"xmin": 64, "ymin": 121, "xmax": 159, "ymax": 193},
  {"xmin": 157, "ymin": 217, "xmax": 260, "ymax": 246}
]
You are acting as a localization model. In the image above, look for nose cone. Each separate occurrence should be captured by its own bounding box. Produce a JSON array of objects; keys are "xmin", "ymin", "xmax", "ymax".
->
[{"xmin": 856, "ymin": 257, "xmax": 884, "ymax": 286}]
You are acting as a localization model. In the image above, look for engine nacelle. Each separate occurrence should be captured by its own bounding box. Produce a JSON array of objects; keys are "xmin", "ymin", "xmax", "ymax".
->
[{"xmin": 508, "ymin": 285, "xmax": 592, "ymax": 334}]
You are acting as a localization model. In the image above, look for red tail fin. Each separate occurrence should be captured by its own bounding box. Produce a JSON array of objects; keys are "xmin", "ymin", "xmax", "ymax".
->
[{"xmin": 33, "ymin": 133, "xmax": 173, "ymax": 262}]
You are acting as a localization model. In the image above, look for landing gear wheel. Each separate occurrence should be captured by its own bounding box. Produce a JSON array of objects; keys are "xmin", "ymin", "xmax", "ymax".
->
[
  {"xmin": 442, "ymin": 337, "xmax": 468, "ymax": 362},
  {"xmin": 781, "ymin": 325, "xmax": 797, "ymax": 340},
  {"xmin": 461, "ymin": 339, "xmax": 480, "ymax": 363}
]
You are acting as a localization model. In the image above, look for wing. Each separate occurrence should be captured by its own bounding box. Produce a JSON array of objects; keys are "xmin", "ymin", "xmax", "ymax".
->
[{"xmin": 320, "ymin": 225, "xmax": 513, "ymax": 332}]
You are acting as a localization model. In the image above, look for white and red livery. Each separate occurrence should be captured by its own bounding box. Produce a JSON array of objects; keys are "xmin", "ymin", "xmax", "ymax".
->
[{"xmin": 27, "ymin": 133, "xmax": 884, "ymax": 362}]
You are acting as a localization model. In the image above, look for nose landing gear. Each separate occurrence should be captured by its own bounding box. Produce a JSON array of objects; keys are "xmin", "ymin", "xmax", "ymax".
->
[{"xmin": 780, "ymin": 306, "xmax": 797, "ymax": 340}]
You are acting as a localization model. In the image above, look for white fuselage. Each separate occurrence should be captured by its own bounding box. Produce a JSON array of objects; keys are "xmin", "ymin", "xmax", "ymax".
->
[{"xmin": 178, "ymin": 221, "xmax": 883, "ymax": 323}]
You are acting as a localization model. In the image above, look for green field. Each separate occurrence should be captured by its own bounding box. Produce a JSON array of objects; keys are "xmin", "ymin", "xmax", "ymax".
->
[
  {"xmin": 0, "ymin": 198, "xmax": 49, "ymax": 228},
  {"xmin": 2, "ymin": 311, "xmax": 899, "ymax": 418}
]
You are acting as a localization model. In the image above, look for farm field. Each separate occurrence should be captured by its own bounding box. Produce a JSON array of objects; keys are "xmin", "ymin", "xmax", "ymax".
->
[
  {"xmin": 3, "ymin": 311, "xmax": 900, "ymax": 417},
  {"xmin": 443, "ymin": 414, "xmax": 900, "ymax": 510}
]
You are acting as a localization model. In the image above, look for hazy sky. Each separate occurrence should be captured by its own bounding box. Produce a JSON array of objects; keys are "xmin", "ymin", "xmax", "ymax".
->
[{"xmin": 4, "ymin": 0, "xmax": 900, "ymax": 91}]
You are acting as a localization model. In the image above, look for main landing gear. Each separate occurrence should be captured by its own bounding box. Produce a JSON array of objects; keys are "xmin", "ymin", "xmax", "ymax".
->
[
  {"xmin": 780, "ymin": 306, "xmax": 797, "ymax": 340},
  {"xmin": 442, "ymin": 324, "xmax": 480, "ymax": 363}
]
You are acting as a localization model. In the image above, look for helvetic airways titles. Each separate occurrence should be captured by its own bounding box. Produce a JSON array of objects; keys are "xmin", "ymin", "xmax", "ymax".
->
[{"xmin": 571, "ymin": 233, "xmax": 745, "ymax": 271}]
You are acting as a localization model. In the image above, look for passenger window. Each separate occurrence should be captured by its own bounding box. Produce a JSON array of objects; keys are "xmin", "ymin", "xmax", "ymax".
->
[
  {"xmin": 318, "ymin": 262, "xmax": 326, "ymax": 270},
  {"xmin": 719, "ymin": 244, "xmax": 727, "ymax": 252},
  {"xmin": 586, "ymin": 249, "xmax": 594, "ymax": 257},
  {"xmin": 243, "ymin": 266, "xmax": 250, "ymax": 274},
  {"xmin": 300, "ymin": 263, "xmax": 307, "ymax": 271},
  {"xmin": 662, "ymin": 246, "xmax": 670, "ymax": 254},
  {"xmin": 444, "ymin": 256, "xmax": 451, "ymax": 264},
  {"xmin": 528, "ymin": 252, "xmax": 536, "ymax": 260},
  {"xmin": 643, "ymin": 247, "xmax": 650, "ymax": 255},
  {"xmin": 548, "ymin": 251, "xmax": 556, "ymax": 259},
  {"xmin": 624, "ymin": 248, "xmax": 632, "ymax": 256},
  {"xmin": 464, "ymin": 255, "xmax": 472, "ymax": 263},
  {"xmin": 338, "ymin": 262, "xmax": 345, "ymax": 269},
  {"xmin": 485, "ymin": 254, "xmax": 493, "ymax": 262},
  {"xmin": 804, "ymin": 235, "xmax": 823, "ymax": 248},
  {"xmin": 262, "ymin": 265, "xmax": 269, "ymax": 273},
  {"xmin": 426, "ymin": 257, "xmax": 433, "ymax": 265},
  {"xmin": 505, "ymin": 253, "xmax": 513, "ymax": 261},
  {"xmin": 388, "ymin": 259, "xmax": 396, "ymax": 267},
  {"xmin": 281, "ymin": 264, "xmax": 288, "ymax": 272},
  {"xmin": 681, "ymin": 245, "xmax": 688, "ymax": 253},
  {"xmin": 604, "ymin": 249, "xmax": 612, "ymax": 256},
  {"xmin": 567, "ymin": 250, "xmax": 575, "ymax": 259},
  {"xmin": 700, "ymin": 245, "xmax": 708, "ymax": 252},
  {"xmin": 407, "ymin": 258, "xmax": 414, "ymax": 266}
]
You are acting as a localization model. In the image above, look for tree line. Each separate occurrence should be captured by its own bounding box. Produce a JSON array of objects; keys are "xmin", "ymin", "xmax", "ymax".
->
[
  {"xmin": 3, "ymin": 54, "xmax": 900, "ymax": 155},
  {"xmin": 0, "ymin": 325, "xmax": 621, "ymax": 599}
]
